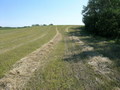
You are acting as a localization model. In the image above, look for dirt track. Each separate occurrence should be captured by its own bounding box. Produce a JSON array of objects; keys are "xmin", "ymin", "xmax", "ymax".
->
[{"xmin": 0, "ymin": 27, "xmax": 62, "ymax": 90}]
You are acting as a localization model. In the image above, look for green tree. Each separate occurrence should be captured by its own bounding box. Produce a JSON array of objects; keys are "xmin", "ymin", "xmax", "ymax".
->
[{"xmin": 82, "ymin": 0, "xmax": 120, "ymax": 40}]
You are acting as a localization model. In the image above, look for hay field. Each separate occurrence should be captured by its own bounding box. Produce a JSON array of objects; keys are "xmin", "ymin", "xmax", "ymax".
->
[{"xmin": 0, "ymin": 26, "xmax": 56, "ymax": 78}]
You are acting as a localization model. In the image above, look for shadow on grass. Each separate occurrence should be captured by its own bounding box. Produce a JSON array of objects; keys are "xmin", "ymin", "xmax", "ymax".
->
[
  {"xmin": 64, "ymin": 26, "xmax": 120, "ymax": 67},
  {"xmin": 64, "ymin": 50, "xmax": 100, "ymax": 63}
]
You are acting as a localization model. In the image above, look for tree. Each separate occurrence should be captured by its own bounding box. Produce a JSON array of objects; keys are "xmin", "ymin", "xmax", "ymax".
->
[
  {"xmin": 43, "ymin": 24, "xmax": 47, "ymax": 26},
  {"xmin": 32, "ymin": 24, "xmax": 40, "ymax": 27},
  {"xmin": 82, "ymin": 0, "xmax": 120, "ymax": 39},
  {"xmin": 49, "ymin": 24, "xmax": 53, "ymax": 26}
]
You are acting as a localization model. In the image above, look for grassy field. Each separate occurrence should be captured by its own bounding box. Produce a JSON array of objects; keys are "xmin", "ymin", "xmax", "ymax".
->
[
  {"xmin": 0, "ymin": 26, "xmax": 56, "ymax": 78},
  {"xmin": 24, "ymin": 26, "xmax": 120, "ymax": 90},
  {"xmin": 0, "ymin": 25, "xmax": 120, "ymax": 90}
]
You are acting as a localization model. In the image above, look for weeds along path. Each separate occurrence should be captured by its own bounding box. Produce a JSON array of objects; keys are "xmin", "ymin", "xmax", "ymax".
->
[{"xmin": 0, "ymin": 27, "xmax": 62, "ymax": 90}]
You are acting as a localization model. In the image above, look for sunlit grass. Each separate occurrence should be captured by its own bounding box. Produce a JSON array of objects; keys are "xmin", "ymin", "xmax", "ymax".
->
[
  {"xmin": 0, "ymin": 25, "xmax": 120, "ymax": 89},
  {"xmin": 25, "ymin": 32, "xmax": 77, "ymax": 90},
  {"xmin": 0, "ymin": 26, "xmax": 56, "ymax": 78},
  {"xmin": 25, "ymin": 26, "xmax": 120, "ymax": 90}
]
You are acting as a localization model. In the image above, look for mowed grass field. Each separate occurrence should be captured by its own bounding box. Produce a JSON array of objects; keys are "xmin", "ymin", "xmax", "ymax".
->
[
  {"xmin": 0, "ymin": 26, "xmax": 56, "ymax": 78},
  {"xmin": 25, "ymin": 26, "xmax": 120, "ymax": 90},
  {"xmin": 0, "ymin": 25, "xmax": 120, "ymax": 90}
]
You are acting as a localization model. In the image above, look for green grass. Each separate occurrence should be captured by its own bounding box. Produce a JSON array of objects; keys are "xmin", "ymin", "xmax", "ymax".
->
[
  {"xmin": 0, "ymin": 25, "xmax": 120, "ymax": 90},
  {"xmin": 25, "ymin": 26, "xmax": 78, "ymax": 89},
  {"xmin": 0, "ymin": 26, "xmax": 56, "ymax": 78},
  {"xmin": 24, "ymin": 26, "xmax": 120, "ymax": 90}
]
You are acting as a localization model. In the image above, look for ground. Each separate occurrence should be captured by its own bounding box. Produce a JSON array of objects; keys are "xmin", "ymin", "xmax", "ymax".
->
[{"xmin": 0, "ymin": 26, "xmax": 120, "ymax": 90}]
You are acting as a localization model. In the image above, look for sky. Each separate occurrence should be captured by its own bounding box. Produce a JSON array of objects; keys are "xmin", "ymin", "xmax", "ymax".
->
[{"xmin": 0, "ymin": 0, "xmax": 88, "ymax": 27}]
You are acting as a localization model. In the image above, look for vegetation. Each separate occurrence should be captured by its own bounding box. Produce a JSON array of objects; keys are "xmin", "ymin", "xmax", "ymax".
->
[
  {"xmin": 0, "ymin": 27, "xmax": 16, "ymax": 30},
  {"xmin": 49, "ymin": 23, "xmax": 54, "ymax": 26},
  {"xmin": 32, "ymin": 24, "xmax": 40, "ymax": 27},
  {"xmin": 23, "ymin": 26, "xmax": 120, "ymax": 90},
  {"xmin": 0, "ymin": 1, "xmax": 120, "ymax": 90},
  {"xmin": 0, "ymin": 26, "xmax": 56, "ymax": 78},
  {"xmin": 43, "ymin": 24, "xmax": 47, "ymax": 26},
  {"xmin": 0, "ymin": 25, "xmax": 120, "ymax": 89},
  {"xmin": 82, "ymin": 0, "xmax": 120, "ymax": 41}
]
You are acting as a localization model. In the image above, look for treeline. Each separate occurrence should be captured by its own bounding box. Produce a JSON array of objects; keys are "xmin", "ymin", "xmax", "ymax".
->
[
  {"xmin": 82, "ymin": 0, "xmax": 120, "ymax": 40},
  {"xmin": 0, "ymin": 27, "xmax": 16, "ymax": 30},
  {"xmin": 31, "ymin": 23, "xmax": 53, "ymax": 27},
  {"xmin": 0, "ymin": 23, "xmax": 54, "ymax": 30}
]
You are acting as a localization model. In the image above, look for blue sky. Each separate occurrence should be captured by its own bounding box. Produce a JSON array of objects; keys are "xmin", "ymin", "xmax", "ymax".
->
[{"xmin": 0, "ymin": 0, "xmax": 88, "ymax": 27}]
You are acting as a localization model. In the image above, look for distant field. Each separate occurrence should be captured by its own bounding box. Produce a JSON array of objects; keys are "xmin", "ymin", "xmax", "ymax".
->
[{"xmin": 0, "ymin": 26, "xmax": 56, "ymax": 78}]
